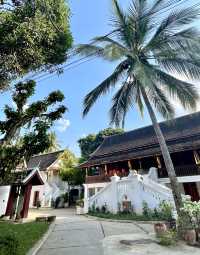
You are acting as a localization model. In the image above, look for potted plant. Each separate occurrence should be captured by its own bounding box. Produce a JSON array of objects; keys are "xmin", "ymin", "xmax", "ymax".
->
[
  {"xmin": 154, "ymin": 222, "xmax": 168, "ymax": 237},
  {"xmin": 76, "ymin": 199, "xmax": 84, "ymax": 215},
  {"xmin": 178, "ymin": 202, "xmax": 197, "ymax": 245}
]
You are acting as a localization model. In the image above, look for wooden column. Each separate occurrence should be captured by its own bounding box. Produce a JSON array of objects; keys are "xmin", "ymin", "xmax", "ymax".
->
[
  {"xmin": 128, "ymin": 160, "xmax": 132, "ymax": 170},
  {"xmin": 21, "ymin": 184, "xmax": 32, "ymax": 219},
  {"xmin": 193, "ymin": 150, "xmax": 200, "ymax": 165},
  {"xmin": 5, "ymin": 186, "xmax": 16, "ymax": 218},
  {"xmin": 104, "ymin": 164, "xmax": 108, "ymax": 176},
  {"xmin": 139, "ymin": 159, "xmax": 142, "ymax": 169},
  {"xmin": 156, "ymin": 156, "xmax": 162, "ymax": 169}
]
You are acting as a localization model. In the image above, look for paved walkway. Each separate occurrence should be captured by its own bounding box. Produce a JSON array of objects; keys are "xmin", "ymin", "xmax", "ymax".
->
[
  {"xmin": 33, "ymin": 208, "xmax": 153, "ymax": 255},
  {"xmin": 32, "ymin": 209, "xmax": 200, "ymax": 255}
]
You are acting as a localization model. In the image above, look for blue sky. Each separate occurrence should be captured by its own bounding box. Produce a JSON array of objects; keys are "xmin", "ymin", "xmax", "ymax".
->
[{"xmin": 0, "ymin": 0, "xmax": 199, "ymax": 156}]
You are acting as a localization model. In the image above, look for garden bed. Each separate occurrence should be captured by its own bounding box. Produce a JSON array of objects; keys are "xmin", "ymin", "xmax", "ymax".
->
[
  {"xmin": 87, "ymin": 212, "xmax": 168, "ymax": 222},
  {"xmin": 0, "ymin": 221, "xmax": 50, "ymax": 255}
]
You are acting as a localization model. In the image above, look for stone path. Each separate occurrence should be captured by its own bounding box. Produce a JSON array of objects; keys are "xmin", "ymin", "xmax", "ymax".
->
[
  {"xmin": 34, "ymin": 208, "xmax": 152, "ymax": 255},
  {"xmin": 32, "ymin": 209, "xmax": 200, "ymax": 255}
]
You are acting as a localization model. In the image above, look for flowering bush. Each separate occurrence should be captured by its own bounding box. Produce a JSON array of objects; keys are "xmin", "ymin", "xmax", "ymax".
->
[{"xmin": 179, "ymin": 201, "xmax": 200, "ymax": 231}]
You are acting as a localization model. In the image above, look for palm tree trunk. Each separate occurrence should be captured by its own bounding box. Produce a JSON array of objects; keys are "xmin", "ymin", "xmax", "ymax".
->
[{"xmin": 141, "ymin": 87, "xmax": 183, "ymax": 216}]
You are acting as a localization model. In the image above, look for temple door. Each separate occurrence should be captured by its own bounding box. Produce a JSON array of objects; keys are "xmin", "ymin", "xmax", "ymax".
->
[
  {"xmin": 33, "ymin": 191, "xmax": 39, "ymax": 207},
  {"xmin": 183, "ymin": 182, "xmax": 200, "ymax": 201}
]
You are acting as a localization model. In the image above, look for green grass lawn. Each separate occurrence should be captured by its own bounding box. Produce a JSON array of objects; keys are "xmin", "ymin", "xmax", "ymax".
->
[{"xmin": 0, "ymin": 221, "xmax": 49, "ymax": 255}]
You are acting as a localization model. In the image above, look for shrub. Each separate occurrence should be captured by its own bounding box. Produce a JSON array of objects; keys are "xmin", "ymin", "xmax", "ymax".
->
[
  {"xmin": 0, "ymin": 233, "xmax": 20, "ymax": 255},
  {"xmin": 62, "ymin": 192, "xmax": 69, "ymax": 203},
  {"xmin": 142, "ymin": 201, "xmax": 152, "ymax": 219},
  {"xmin": 54, "ymin": 197, "xmax": 61, "ymax": 209},
  {"xmin": 96, "ymin": 206, "xmax": 100, "ymax": 213},
  {"xmin": 158, "ymin": 230, "xmax": 177, "ymax": 246},
  {"xmin": 179, "ymin": 201, "xmax": 200, "ymax": 231},
  {"xmin": 101, "ymin": 204, "xmax": 107, "ymax": 213},
  {"xmin": 158, "ymin": 201, "xmax": 173, "ymax": 221},
  {"xmin": 91, "ymin": 203, "xmax": 95, "ymax": 212}
]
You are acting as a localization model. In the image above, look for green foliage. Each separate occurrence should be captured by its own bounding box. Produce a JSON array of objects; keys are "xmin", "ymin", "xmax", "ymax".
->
[
  {"xmin": 62, "ymin": 192, "xmax": 69, "ymax": 203},
  {"xmin": 0, "ymin": 233, "xmax": 20, "ymax": 255},
  {"xmin": 89, "ymin": 200, "xmax": 173, "ymax": 222},
  {"xmin": 178, "ymin": 200, "xmax": 200, "ymax": 231},
  {"xmin": 0, "ymin": 80, "xmax": 66, "ymax": 184},
  {"xmin": 142, "ymin": 201, "xmax": 153, "ymax": 218},
  {"xmin": 0, "ymin": 0, "xmax": 72, "ymax": 90},
  {"xmin": 59, "ymin": 149, "xmax": 85, "ymax": 185},
  {"xmin": 78, "ymin": 128, "xmax": 124, "ymax": 159},
  {"xmin": 142, "ymin": 201, "xmax": 173, "ymax": 221},
  {"xmin": 158, "ymin": 230, "xmax": 178, "ymax": 246},
  {"xmin": 0, "ymin": 222, "xmax": 49, "ymax": 255},
  {"xmin": 44, "ymin": 132, "xmax": 61, "ymax": 153},
  {"xmin": 76, "ymin": 0, "xmax": 200, "ymax": 127}
]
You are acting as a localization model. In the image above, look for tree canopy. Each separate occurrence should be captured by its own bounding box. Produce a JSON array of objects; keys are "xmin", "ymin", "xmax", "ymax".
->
[
  {"xmin": 78, "ymin": 128, "xmax": 124, "ymax": 159},
  {"xmin": 59, "ymin": 149, "xmax": 85, "ymax": 186},
  {"xmin": 0, "ymin": 80, "xmax": 67, "ymax": 184},
  {"xmin": 44, "ymin": 132, "xmax": 61, "ymax": 153},
  {"xmin": 0, "ymin": 0, "xmax": 72, "ymax": 90}
]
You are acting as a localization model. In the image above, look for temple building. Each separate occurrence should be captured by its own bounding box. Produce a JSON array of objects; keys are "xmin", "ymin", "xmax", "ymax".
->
[{"xmin": 81, "ymin": 111, "xmax": 200, "ymax": 202}]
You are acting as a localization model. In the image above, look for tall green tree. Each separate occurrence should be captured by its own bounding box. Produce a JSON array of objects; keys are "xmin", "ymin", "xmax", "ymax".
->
[
  {"xmin": 44, "ymin": 132, "xmax": 61, "ymax": 153},
  {"xmin": 76, "ymin": 0, "xmax": 200, "ymax": 215},
  {"xmin": 59, "ymin": 150, "xmax": 85, "ymax": 186},
  {"xmin": 78, "ymin": 128, "xmax": 124, "ymax": 159},
  {"xmin": 0, "ymin": 0, "xmax": 72, "ymax": 90},
  {"xmin": 0, "ymin": 80, "xmax": 67, "ymax": 184}
]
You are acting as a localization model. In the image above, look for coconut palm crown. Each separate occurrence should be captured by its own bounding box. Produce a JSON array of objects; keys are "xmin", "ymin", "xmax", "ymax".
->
[
  {"xmin": 77, "ymin": 0, "xmax": 200, "ymax": 124},
  {"xmin": 76, "ymin": 0, "xmax": 200, "ymax": 215}
]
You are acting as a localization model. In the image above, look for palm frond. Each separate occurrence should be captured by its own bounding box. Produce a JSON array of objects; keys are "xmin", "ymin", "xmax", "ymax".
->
[
  {"xmin": 83, "ymin": 60, "xmax": 129, "ymax": 117},
  {"xmin": 75, "ymin": 44, "xmax": 104, "ymax": 58},
  {"xmin": 148, "ymin": 27, "xmax": 200, "ymax": 54},
  {"xmin": 154, "ymin": 69, "xmax": 199, "ymax": 110},
  {"xmin": 112, "ymin": 0, "xmax": 127, "ymax": 25},
  {"xmin": 146, "ymin": 5, "xmax": 200, "ymax": 50},
  {"xmin": 147, "ymin": 0, "xmax": 179, "ymax": 17},
  {"xmin": 147, "ymin": 83, "xmax": 174, "ymax": 119},
  {"xmin": 111, "ymin": 0, "xmax": 135, "ymax": 49},
  {"xmin": 92, "ymin": 36, "xmax": 127, "ymax": 52},
  {"xmin": 109, "ymin": 78, "xmax": 136, "ymax": 127},
  {"xmin": 158, "ymin": 58, "xmax": 200, "ymax": 81},
  {"xmin": 76, "ymin": 43, "xmax": 124, "ymax": 62}
]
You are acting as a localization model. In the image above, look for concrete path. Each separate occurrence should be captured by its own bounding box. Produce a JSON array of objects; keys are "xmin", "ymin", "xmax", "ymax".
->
[
  {"xmin": 34, "ymin": 208, "xmax": 152, "ymax": 255},
  {"xmin": 32, "ymin": 209, "xmax": 200, "ymax": 255}
]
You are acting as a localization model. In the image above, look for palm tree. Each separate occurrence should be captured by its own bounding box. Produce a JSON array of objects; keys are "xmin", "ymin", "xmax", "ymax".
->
[{"xmin": 76, "ymin": 0, "xmax": 200, "ymax": 215}]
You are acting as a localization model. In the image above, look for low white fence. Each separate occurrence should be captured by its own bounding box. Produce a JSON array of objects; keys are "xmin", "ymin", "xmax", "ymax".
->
[{"xmin": 86, "ymin": 169, "xmax": 176, "ymax": 214}]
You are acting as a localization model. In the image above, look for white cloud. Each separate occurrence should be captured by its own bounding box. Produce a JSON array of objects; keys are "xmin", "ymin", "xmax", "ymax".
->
[{"xmin": 56, "ymin": 118, "xmax": 70, "ymax": 132}]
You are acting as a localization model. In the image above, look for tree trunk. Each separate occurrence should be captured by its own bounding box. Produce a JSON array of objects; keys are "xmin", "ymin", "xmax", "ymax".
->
[{"xmin": 141, "ymin": 87, "xmax": 183, "ymax": 216}]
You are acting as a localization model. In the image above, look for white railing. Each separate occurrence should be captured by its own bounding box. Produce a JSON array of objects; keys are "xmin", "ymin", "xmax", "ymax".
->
[{"xmin": 86, "ymin": 168, "xmax": 178, "ymax": 214}]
